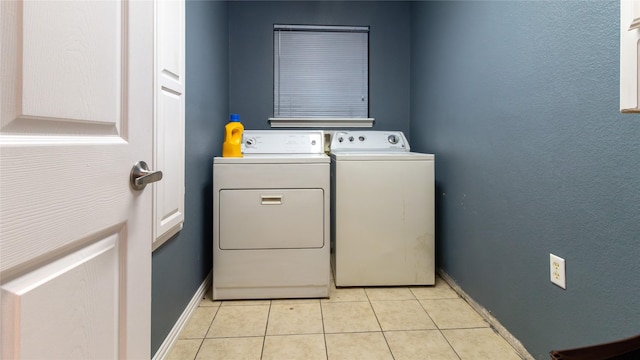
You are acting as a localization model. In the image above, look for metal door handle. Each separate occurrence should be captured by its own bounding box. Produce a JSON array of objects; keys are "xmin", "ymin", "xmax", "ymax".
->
[{"xmin": 130, "ymin": 161, "xmax": 163, "ymax": 191}]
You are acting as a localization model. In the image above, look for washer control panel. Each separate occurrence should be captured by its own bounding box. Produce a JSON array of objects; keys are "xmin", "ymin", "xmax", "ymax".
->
[
  {"xmin": 242, "ymin": 130, "xmax": 324, "ymax": 154},
  {"xmin": 330, "ymin": 131, "xmax": 410, "ymax": 152}
]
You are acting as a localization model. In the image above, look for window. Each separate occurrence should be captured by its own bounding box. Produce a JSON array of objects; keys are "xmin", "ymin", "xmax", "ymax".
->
[
  {"xmin": 621, "ymin": 0, "xmax": 640, "ymax": 113},
  {"xmin": 269, "ymin": 24, "xmax": 374, "ymax": 127}
]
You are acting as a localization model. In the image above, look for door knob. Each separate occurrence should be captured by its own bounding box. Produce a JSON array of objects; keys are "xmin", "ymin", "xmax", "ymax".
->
[{"xmin": 130, "ymin": 161, "xmax": 163, "ymax": 191}]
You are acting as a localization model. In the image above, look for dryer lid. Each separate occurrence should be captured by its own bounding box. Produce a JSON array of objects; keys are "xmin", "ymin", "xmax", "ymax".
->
[{"xmin": 214, "ymin": 153, "xmax": 329, "ymax": 164}]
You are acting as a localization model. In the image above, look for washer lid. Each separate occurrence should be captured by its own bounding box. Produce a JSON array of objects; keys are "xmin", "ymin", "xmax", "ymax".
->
[
  {"xmin": 330, "ymin": 152, "xmax": 434, "ymax": 161},
  {"xmin": 214, "ymin": 153, "xmax": 330, "ymax": 164}
]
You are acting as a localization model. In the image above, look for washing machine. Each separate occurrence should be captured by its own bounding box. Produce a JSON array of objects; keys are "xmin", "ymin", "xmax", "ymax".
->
[
  {"xmin": 213, "ymin": 130, "xmax": 330, "ymax": 300},
  {"xmin": 330, "ymin": 130, "xmax": 435, "ymax": 287}
]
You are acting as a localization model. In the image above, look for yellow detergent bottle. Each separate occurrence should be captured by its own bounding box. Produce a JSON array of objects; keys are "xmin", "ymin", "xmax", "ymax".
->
[{"xmin": 222, "ymin": 114, "xmax": 244, "ymax": 157}]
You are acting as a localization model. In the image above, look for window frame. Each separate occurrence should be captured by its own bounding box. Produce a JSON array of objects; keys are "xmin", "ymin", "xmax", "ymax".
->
[{"xmin": 269, "ymin": 24, "xmax": 374, "ymax": 128}]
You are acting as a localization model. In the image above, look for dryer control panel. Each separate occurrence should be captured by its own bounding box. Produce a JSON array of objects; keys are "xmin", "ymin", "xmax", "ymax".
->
[
  {"xmin": 330, "ymin": 131, "xmax": 410, "ymax": 152},
  {"xmin": 242, "ymin": 130, "xmax": 325, "ymax": 154}
]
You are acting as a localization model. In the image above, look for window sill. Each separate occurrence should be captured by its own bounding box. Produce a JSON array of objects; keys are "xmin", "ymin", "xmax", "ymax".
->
[{"xmin": 268, "ymin": 117, "xmax": 375, "ymax": 128}]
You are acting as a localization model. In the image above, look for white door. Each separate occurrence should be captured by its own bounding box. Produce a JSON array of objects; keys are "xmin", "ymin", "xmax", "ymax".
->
[
  {"xmin": 621, "ymin": 0, "xmax": 640, "ymax": 112},
  {"xmin": 0, "ymin": 1, "xmax": 155, "ymax": 359},
  {"xmin": 153, "ymin": 0, "xmax": 185, "ymax": 250}
]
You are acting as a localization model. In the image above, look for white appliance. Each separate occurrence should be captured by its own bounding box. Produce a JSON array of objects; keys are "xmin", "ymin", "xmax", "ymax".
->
[
  {"xmin": 330, "ymin": 130, "xmax": 435, "ymax": 287},
  {"xmin": 213, "ymin": 130, "xmax": 330, "ymax": 300}
]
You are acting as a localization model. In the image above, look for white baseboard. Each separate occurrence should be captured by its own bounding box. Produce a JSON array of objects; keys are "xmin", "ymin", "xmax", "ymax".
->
[
  {"xmin": 152, "ymin": 271, "xmax": 212, "ymax": 360},
  {"xmin": 438, "ymin": 269, "xmax": 535, "ymax": 360}
]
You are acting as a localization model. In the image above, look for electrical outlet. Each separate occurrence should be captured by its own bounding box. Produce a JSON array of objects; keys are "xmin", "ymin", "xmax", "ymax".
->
[{"xmin": 550, "ymin": 253, "xmax": 566, "ymax": 289}]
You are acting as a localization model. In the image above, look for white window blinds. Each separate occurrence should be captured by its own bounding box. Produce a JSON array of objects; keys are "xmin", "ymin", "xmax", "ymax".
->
[{"xmin": 273, "ymin": 25, "xmax": 370, "ymax": 124}]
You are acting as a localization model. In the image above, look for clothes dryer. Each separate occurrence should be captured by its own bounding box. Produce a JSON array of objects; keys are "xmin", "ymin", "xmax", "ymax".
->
[
  {"xmin": 213, "ymin": 131, "xmax": 330, "ymax": 299},
  {"xmin": 330, "ymin": 131, "xmax": 435, "ymax": 286}
]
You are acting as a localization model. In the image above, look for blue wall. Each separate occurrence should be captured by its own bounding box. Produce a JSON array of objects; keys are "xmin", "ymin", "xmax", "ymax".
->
[
  {"xmin": 410, "ymin": 1, "xmax": 640, "ymax": 358},
  {"xmin": 228, "ymin": 1, "xmax": 411, "ymax": 134},
  {"xmin": 151, "ymin": 0, "xmax": 229, "ymax": 355}
]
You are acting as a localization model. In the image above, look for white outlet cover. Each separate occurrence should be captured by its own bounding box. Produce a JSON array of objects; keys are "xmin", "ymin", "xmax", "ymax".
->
[{"xmin": 550, "ymin": 253, "xmax": 566, "ymax": 289}]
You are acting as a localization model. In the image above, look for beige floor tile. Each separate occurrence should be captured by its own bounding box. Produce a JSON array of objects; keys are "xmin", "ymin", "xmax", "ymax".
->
[
  {"xmin": 220, "ymin": 299, "xmax": 271, "ymax": 306},
  {"xmin": 365, "ymin": 287, "xmax": 416, "ymax": 301},
  {"xmin": 384, "ymin": 330, "xmax": 459, "ymax": 360},
  {"xmin": 322, "ymin": 284, "xmax": 369, "ymax": 302},
  {"xmin": 267, "ymin": 303, "xmax": 324, "ymax": 335},
  {"xmin": 410, "ymin": 277, "xmax": 460, "ymax": 300},
  {"xmin": 321, "ymin": 302, "xmax": 381, "ymax": 333},
  {"xmin": 195, "ymin": 337, "xmax": 263, "ymax": 360},
  {"xmin": 166, "ymin": 339, "xmax": 202, "ymax": 360},
  {"xmin": 271, "ymin": 298, "xmax": 321, "ymax": 305},
  {"xmin": 442, "ymin": 328, "xmax": 522, "ymax": 360},
  {"xmin": 420, "ymin": 298, "xmax": 488, "ymax": 329},
  {"xmin": 370, "ymin": 300, "xmax": 436, "ymax": 331},
  {"xmin": 262, "ymin": 334, "xmax": 327, "ymax": 360},
  {"xmin": 325, "ymin": 332, "xmax": 393, "ymax": 360},
  {"xmin": 271, "ymin": 299, "xmax": 320, "ymax": 305},
  {"xmin": 206, "ymin": 305, "xmax": 269, "ymax": 338},
  {"xmin": 180, "ymin": 307, "xmax": 219, "ymax": 339},
  {"xmin": 200, "ymin": 288, "xmax": 222, "ymax": 307}
]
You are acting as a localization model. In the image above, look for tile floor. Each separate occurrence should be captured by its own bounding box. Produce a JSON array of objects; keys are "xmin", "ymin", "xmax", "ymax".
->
[{"xmin": 167, "ymin": 274, "xmax": 524, "ymax": 360}]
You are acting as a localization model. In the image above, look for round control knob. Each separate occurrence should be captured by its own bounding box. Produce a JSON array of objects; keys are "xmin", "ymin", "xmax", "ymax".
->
[
  {"xmin": 338, "ymin": 137, "xmax": 344, "ymax": 143},
  {"xmin": 388, "ymin": 134, "xmax": 399, "ymax": 145},
  {"xmin": 348, "ymin": 136, "xmax": 355, "ymax": 142},
  {"xmin": 245, "ymin": 138, "xmax": 256, "ymax": 146},
  {"xmin": 358, "ymin": 136, "xmax": 365, "ymax": 141}
]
